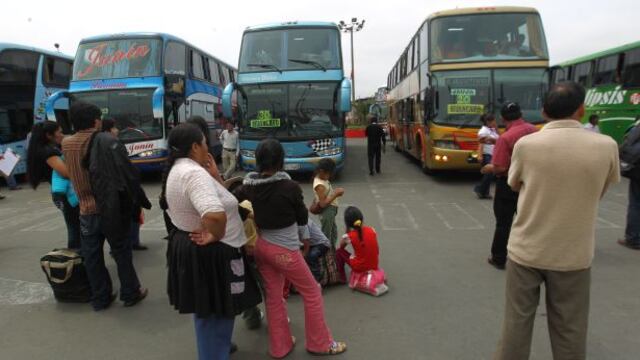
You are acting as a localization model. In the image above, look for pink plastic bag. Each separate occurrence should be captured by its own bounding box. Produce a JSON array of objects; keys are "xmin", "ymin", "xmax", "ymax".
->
[{"xmin": 348, "ymin": 268, "xmax": 388, "ymax": 296}]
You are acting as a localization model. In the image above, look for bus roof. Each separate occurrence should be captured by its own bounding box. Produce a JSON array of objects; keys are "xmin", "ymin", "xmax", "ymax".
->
[
  {"xmin": 0, "ymin": 42, "xmax": 73, "ymax": 60},
  {"xmin": 428, "ymin": 6, "xmax": 539, "ymax": 20},
  {"xmin": 244, "ymin": 21, "xmax": 338, "ymax": 32},
  {"xmin": 78, "ymin": 32, "xmax": 236, "ymax": 70},
  {"xmin": 556, "ymin": 40, "xmax": 640, "ymax": 67}
]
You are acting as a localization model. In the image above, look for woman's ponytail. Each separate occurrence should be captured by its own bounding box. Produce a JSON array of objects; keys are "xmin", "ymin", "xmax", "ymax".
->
[{"xmin": 344, "ymin": 206, "xmax": 364, "ymax": 244}]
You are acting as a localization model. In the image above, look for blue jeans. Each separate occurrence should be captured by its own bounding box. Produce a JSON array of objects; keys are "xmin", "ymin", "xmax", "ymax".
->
[
  {"xmin": 52, "ymin": 193, "xmax": 81, "ymax": 250},
  {"xmin": 79, "ymin": 214, "xmax": 141, "ymax": 309},
  {"xmin": 305, "ymin": 244, "xmax": 329, "ymax": 282},
  {"xmin": 625, "ymin": 178, "xmax": 640, "ymax": 246},
  {"xmin": 3, "ymin": 174, "xmax": 18, "ymax": 189},
  {"xmin": 474, "ymin": 154, "xmax": 494, "ymax": 197},
  {"xmin": 194, "ymin": 314, "xmax": 235, "ymax": 360}
]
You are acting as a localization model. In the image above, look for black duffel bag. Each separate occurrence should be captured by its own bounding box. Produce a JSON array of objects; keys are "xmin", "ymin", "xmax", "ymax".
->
[{"xmin": 40, "ymin": 249, "xmax": 91, "ymax": 303}]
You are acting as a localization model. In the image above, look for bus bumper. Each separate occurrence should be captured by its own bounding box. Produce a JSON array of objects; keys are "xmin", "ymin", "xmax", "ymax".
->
[
  {"xmin": 241, "ymin": 153, "xmax": 345, "ymax": 173},
  {"xmin": 131, "ymin": 156, "xmax": 168, "ymax": 172},
  {"xmin": 428, "ymin": 148, "xmax": 482, "ymax": 171}
]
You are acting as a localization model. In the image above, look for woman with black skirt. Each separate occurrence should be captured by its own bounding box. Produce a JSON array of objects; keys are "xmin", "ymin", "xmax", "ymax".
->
[{"xmin": 162, "ymin": 123, "xmax": 261, "ymax": 360}]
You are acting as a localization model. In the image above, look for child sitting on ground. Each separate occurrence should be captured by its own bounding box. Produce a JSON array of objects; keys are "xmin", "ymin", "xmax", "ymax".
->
[
  {"xmin": 336, "ymin": 206, "xmax": 388, "ymax": 296},
  {"xmin": 300, "ymin": 220, "xmax": 331, "ymax": 283}
]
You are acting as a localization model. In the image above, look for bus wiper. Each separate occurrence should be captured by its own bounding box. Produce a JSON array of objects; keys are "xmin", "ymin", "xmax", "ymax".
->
[
  {"xmin": 247, "ymin": 63, "xmax": 282, "ymax": 73},
  {"xmin": 288, "ymin": 59, "xmax": 327, "ymax": 72}
]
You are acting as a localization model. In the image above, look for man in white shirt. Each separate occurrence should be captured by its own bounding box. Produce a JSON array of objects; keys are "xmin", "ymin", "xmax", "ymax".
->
[
  {"xmin": 219, "ymin": 121, "xmax": 239, "ymax": 179},
  {"xmin": 583, "ymin": 114, "xmax": 600, "ymax": 133}
]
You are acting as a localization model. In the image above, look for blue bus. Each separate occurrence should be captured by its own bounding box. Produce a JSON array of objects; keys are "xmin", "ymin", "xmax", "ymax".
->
[
  {"xmin": 0, "ymin": 43, "xmax": 73, "ymax": 175},
  {"xmin": 47, "ymin": 33, "xmax": 236, "ymax": 171},
  {"xmin": 222, "ymin": 22, "xmax": 351, "ymax": 172}
]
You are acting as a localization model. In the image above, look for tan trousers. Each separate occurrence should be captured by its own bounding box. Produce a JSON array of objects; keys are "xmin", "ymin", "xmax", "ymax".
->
[
  {"xmin": 494, "ymin": 260, "xmax": 590, "ymax": 360},
  {"xmin": 222, "ymin": 149, "xmax": 237, "ymax": 179}
]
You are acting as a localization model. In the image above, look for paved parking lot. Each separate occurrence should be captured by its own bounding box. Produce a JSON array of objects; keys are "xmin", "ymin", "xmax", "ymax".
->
[{"xmin": 0, "ymin": 139, "xmax": 638, "ymax": 359}]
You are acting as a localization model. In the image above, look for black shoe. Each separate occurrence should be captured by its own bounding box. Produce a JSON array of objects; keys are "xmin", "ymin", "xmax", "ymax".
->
[
  {"xmin": 123, "ymin": 287, "xmax": 148, "ymax": 307},
  {"xmin": 487, "ymin": 257, "xmax": 506, "ymax": 270},
  {"xmin": 230, "ymin": 342, "xmax": 238, "ymax": 354},
  {"xmin": 617, "ymin": 239, "xmax": 640, "ymax": 250},
  {"xmin": 132, "ymin": 244, "xmax": 148, "ymax": 251},
  {"xmin": 94, "ymin": 292, "xmax": 117, "ymax": 312},
  {"xmin": 369, "ymin": 172, "xmax": 374, "ymax": 176}
]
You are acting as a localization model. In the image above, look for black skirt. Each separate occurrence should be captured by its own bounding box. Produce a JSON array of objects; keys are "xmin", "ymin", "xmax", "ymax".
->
[{"xmin": 167, "ymin": 230, "xmax": 262, "ymax": 318}]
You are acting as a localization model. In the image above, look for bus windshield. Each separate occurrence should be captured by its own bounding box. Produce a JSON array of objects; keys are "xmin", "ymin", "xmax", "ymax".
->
[
  {"xmin": 238, "ymin": 82, "xmax": 341, "ymax": 139},
  {"xmin": 73, "ymin": 39, "xmax": 162, "ymax": 80},
  {"xmin": 494, "ymin": 68, "xmax": 547, "ymax": 124},
  {"xmin": 239, "ymin": 28, "xmax": 341, "ymax": 72},
  {"xmin": 430, "ymin": 13, "xmax": 548, "ymax": 63},
  {"xmin": 72, "ymin": 89, "xmax": 162, "ymax": 143},
  {"xmin": 432, "ymin": 68, "xmax": 547, "ymax": 126}
]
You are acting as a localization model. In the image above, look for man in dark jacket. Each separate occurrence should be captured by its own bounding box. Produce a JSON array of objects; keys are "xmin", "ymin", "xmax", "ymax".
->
[
  {"xmin": 365, "ymin": 116, "xmax": 386, "ymax": 175},
  {"xmin": 619, "ymin": 118, "xmax": 640, "ymax": 250},
  {"xmin": 63, "ymin": 101, "xmax": 148, "ymax": 311}
]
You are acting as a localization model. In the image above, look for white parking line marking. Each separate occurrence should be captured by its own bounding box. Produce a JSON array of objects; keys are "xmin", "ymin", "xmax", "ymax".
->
[
  {"xmin": 595, "ymin": 216, "xmax": 622, "ymax": 229},
  {"xmin": 428, "ymin": 202, "xmax": 485, "ymax": 230},
  {"xmin": 21, "ymin": 217, "xmax": 65, "ymax": 232},
  {"xmin": 0, "ymin": 207, "xmax": 60, "ymax": 230},
  {"xmin": 376, "ymin": 203, "xmax": 418, "ymax": 231}
]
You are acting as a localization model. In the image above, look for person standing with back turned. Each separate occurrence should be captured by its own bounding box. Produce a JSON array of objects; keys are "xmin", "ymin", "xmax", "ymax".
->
[
  {"xmin": 481, "ymin": 102, "xmax": 537, "ymax": 270},
  {"xmin": 493, "ymin": 82, "xmax": 619, "ymax": 360},
  {"xmin": 365, "ymin": 116, "xmax": 386, "ymax": 176},
  {"xmin": 62, "ymin": 102, "xmax": 147, "ymax": 311}
]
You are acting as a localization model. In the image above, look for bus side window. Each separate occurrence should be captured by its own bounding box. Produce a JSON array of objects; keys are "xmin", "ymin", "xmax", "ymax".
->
[
  {"xmin": 43, "ymin": 57, "xmax": 72, "ymax": 87},
  {"xmin": 593, "ymin": 54, "xmax": 620, "ymax": 86},
  {"xmin": 208, "ymin": 59, "xmax": 221, "ymax": 84},
  {"xmin": 572, "ymin": 62, "xmax": 592, "ymax": 87},
  {"xmin": 190, "ymin": 50, "xmax": 205, "ymax": 79},
  {"xmin": 622, "ymin": 48, "xmax": 640, "ymax": 87}
]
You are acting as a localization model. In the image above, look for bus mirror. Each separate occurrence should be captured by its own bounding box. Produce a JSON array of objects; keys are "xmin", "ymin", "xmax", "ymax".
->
[
  {"xmin": 45, "ymin": 91, "xmax": 69, "ymax": 122},
  {"xmin": 339, "ymin": 78, "xmax": 352, "ymax": 113},
  {"xmin": 222, "ymin": 83, "xmax": 236, "ymax": 118},
  {"xmin": 152, "ymin": 87, "xmax": 165, "ymax": 119}
]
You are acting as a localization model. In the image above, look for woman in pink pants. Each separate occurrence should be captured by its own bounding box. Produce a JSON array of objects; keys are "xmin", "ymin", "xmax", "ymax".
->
[{"xmin": 235, "ymin": 139, "xmax": 346, "ymax": 358}]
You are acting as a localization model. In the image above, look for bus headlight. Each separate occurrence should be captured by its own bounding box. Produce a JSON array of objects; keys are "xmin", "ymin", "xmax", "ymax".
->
[
  {"xmin": 137, "ymin": 149, "xmax": 165, "ymax": 158},
  {"xmin": 433, "ymin": 140, "xmax": 460, "ymax": 150},
  {"xmin": 241, "ymin": 149, "xmax": 255, "ymax": 158},
  {"xmin": 316, "ymin": 148, "xmax": 342, "ymax": 157}
]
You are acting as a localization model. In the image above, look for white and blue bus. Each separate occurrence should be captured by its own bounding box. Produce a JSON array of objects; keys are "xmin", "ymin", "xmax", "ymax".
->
[
  {"xmin": 0, "ymin": 43, "xmax": 73, "ymax": 175},
  {"xmin": 47, "ymin": 33, "xmax": 236, "ymax": 172},
  {"xmin": 222, "ymin": 22, "xmax": 351, "ymax": 172}
]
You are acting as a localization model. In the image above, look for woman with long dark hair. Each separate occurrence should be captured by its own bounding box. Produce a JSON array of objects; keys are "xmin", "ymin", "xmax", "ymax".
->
[
  {"xmin": 26, "ymin": 120, "xmax": 80, "ymax": 249},
  {"xmin": 163, "ymin": 123, "xmax": 260, "ymax": 360},
  {"xmin": 236, "ymin": 138, "xmax": 347, "ymax": 357}
]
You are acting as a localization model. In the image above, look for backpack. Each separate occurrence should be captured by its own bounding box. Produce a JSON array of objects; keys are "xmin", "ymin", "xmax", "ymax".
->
[
  {"xmin": 620, "ymin": 121, "xmax": 640, "ymax": 179},
  {"xmin": 40, "ymin": 249, "xmax": 91, "ymax": 303}
]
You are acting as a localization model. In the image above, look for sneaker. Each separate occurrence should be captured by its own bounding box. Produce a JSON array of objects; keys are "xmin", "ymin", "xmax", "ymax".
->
[
  {"xmin": 93, "ymin": 292, "xmax": 118, "ymax": 312},
  {"xmin": 0, "ymin": 193, "xmax": 5, "ymax": 200},
  {"xmin": 132, "ymin": 244, "xmax": 148, "ymax": 251}
]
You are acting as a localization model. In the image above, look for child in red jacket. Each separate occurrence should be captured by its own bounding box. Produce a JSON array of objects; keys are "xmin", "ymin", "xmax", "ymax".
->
[{"xmin": 335, "ymin": 206, "xmax": 379, "ymax": 282}]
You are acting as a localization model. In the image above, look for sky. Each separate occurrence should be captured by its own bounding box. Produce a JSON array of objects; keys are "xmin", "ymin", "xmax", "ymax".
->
[{"xmin": 2, "ymin": 0, "xmax": 638, "ymax": 99}]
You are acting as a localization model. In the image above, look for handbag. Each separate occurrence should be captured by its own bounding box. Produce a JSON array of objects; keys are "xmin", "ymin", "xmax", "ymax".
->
[
  {"xmin": 319, "ymin": 246, "xmax": 343, "ymax": 287},
  {"xmin": 349, "ymin": 268, "xmax": 389, "ymax": 297}
]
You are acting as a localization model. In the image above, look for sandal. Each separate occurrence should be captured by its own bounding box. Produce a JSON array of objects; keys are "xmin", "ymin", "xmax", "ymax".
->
[{"xmin": 308, "ymin": 341, "xmax": 347, "ymax": 356}]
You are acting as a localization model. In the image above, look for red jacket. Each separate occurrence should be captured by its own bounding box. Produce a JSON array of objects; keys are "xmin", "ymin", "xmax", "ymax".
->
[{"xmin": 346, "ymin": 226, "xmax": 379, "ymax": 272}]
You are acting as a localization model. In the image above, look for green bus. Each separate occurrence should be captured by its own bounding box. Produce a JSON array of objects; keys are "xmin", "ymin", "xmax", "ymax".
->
[{"xmin": 551, "ymin": 41, "xmax": 640, "ymax": 143}]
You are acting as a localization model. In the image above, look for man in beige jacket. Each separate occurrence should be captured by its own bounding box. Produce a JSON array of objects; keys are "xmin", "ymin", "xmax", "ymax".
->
[{"xmin": 494, "ymin": 82, "xmax": 620, "ymax": 360}]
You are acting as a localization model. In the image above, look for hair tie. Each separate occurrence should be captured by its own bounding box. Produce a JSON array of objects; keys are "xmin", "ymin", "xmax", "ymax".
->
[{"xmin": 353, "ymin": 220, "xmax": 362, "ymax": 227}]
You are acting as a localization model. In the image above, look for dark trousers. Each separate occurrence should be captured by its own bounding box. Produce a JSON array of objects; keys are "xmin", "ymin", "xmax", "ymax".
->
[
  {"xmin": 305, "ymin": 244, "xmax": 329, "ymax": 282},
  {"xmin": 52, "ymin": 193, "xmax": 81, "ymax": 250},
  {"xmin": 474, "ymin": 154, "xmax": 494, "ymax": 197},
  {"xmin": 495, "ymin": 260, "xmax": 590, "ymax": 360},
  {"xmin": 129, "ymin": 220, "xmax": 141, "ymax": 247},
  {"xmin": 490, "ymin": 178, "xmax": 519, "ymax": 265},
  {"xmin": 625, "ymin": 178, "xmax": 640, "ymax": 246},
  {"xmin": 368, "ymin": 145, "xmax": 382, "ymax": 174},
  {"xmin": 79, "ymin": 214, "xmax": 141, "ymax": 309}
]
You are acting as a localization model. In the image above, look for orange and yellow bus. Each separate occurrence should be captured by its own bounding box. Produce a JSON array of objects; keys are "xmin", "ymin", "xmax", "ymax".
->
[{"xmin": 386, "ymin": 6, "xmax": 549, "ymax": 173}]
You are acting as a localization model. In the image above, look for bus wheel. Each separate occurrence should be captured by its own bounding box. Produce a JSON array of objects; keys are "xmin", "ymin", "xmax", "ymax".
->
[{"xmin": 421, "ymin": 155, "xmax": 436, "ymax": 175}]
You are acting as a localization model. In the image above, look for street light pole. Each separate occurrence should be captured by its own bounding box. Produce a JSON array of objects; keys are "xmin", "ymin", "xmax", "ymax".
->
[{"xmin": 338, "ymin": 18, "xmax": 365, "ymax": 104}]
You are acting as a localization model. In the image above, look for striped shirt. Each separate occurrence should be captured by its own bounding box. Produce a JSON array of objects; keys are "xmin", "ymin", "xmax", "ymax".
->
[{"xmin": 62, "ymin": 129, "xmax": 97, "ymax": 215}]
